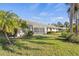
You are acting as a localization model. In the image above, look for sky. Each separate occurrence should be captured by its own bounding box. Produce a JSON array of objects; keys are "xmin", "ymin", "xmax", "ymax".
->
[{"xmin": 0, "ymin": 3, "xmax": 69, "ymax": 24}]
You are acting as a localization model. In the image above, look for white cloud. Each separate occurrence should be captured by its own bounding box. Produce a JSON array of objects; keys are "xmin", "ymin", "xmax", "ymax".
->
[
  {"xmin": 50, "ymin": 16, "xmax": 69, "ymax": 24},
  {"xmin": 56, "ymin": 17, "xmax": 64, "ymax": 20},
  {"xmin": 50, "ymin": 16, "xmax": 64, "ymax": 20},
  {"xmin": 39, "ymin": 12, "xmax": 54, "ymax": 17}
]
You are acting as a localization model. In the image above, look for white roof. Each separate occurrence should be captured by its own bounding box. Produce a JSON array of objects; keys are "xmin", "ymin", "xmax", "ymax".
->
[
  {"xmin": 27, "ymin": 20, "xmax": 47, "ymax": 28},
  {"xmin": 27, "ymin": 20, "xmax": 66, "ymax": 29}
]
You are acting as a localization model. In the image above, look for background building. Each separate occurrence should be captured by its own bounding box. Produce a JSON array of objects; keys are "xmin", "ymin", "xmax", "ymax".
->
[{"xmin": 27, "ymin": 20, "xmax": 66, "ymax": 34}]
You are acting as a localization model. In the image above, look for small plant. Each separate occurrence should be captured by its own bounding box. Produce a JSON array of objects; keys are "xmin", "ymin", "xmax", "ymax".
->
[
  {"xmin": 47, "ymin": 31, "xmax": 58, "ymax": 34},
  {"xmin": 47, "ymin": 31, "xmax": 53, "ymax": 34},
  {"xmin": 61, "ymin": 32, "xmax": 68, "ymax": 38},
  {"xmin": 27, "ymin": 31, "xmax": 33, "ymax": 38}
]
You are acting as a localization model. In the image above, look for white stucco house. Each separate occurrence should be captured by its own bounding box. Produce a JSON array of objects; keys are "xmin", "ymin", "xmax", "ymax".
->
[
  {"xmin": 16, "ymin": 28, "xmax": 25, "ymax": 38},
  {"xmin": 27, "ymin": 20, "xmax": 66, "ymax": 34}
]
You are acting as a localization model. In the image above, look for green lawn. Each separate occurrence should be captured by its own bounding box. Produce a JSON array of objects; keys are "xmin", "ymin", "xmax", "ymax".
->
[{"xmin": 0, "ymin": 34, "xmax": 79, "ymax": 56}]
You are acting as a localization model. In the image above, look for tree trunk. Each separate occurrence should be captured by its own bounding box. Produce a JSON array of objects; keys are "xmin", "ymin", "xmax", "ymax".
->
[
  {"xmin": 70, "ymin": 3, "xmax": 74, "ymax": 33},
  {"xmin": 4, "ymin": 32, "xmax": 11, "ymax": 44},
  {"xmin": 76, "ymin": 19, "xmax": 78, "ymax": 35},
  {"xmin": 75, "ymin": 12, "xmax": 78, "ymax": 35}
]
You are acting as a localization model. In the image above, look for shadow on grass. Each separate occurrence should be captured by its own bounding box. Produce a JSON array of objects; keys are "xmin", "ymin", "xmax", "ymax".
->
[
  {"xmin": 15, "ymin": 43, "xmax": 41, "ymax": 50},
  {"xmin": 2, "ymin": 45, "xmax": 24, "ymax": 55},
  {"xmin": 27, "ymin": 40, "xmax": 57, "ymax": 45},
  {"xmin": 2, "ymin": 45, "xmax": 14, "ymax": 52},
  {"xmin": 56, "ymin": 36, "xmax": 79, "ymax": 44},
  {"xmin": 1, "ymin": 42, "xmax": 41, "ymax": 55},
  {"xmin": 0, "ymin": 41, "xmax": 41, "ymax": 56},
  {"xmin": 33, "ymin": 35, "xmax": 48, "ymax": 39},
  {"xmin": 19, "ymin": 35, "xmax": 55, "ymax": 41},
  {"xmin": 32, "ymin": 35, "xmax": 55, "ymax": 40},
  {"xmin": 55, "ymin": 36, "xmax": 68, "ymax": 42}
]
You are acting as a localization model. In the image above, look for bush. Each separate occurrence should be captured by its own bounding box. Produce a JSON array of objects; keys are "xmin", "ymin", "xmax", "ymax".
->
[
  {"xmin": 61, "ymin": 32, "xmax": 68, "ymax": 38},
  {"xmin": 27, "ymin": 31, "xmax": 33, "ymax": 38},
  {"xmin": 61, "ymin": 32, "xmax": 79, "ymax": 43},
  {"xmin": 61, "ymin": 32, "xmax": 73, "ymax": 39},
  {"xmin": 0, "ymin": 39, "xmax": 7, "ymax": 44},
  {"xmin": 47, "ymin": 31, "xmax": 53, "ymax": 34},
  {"xmin": 47, "ymin": 31, "xmax": 59, "ymax": 34},
  {"xmin": 69, "ymin": 35, "xmax": 79, "ymax": 43}
]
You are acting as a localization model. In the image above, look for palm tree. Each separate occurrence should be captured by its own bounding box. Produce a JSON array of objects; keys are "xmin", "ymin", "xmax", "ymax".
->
[
  {"xmin": 69, "ymin": 3, "xmax": 75, "ymax": 33},
  {"xmin": 75, "ymin": 8, "xmax": 78, "ymax": 35},
  {"xmin": 0, "ymin": 10, "xmax": 20, "ymax": 44},
  {"xmin": 75, "ymin": 4, "xmax": 79, "ymax": 35},
  {"xmin": 67, "ymin": 3, "xmax": 79, "ymax": 35}
]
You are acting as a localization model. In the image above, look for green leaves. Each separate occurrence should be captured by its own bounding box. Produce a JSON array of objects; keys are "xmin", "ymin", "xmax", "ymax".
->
[
  {"xmin": 0, "ymin": 10, "xmax": 28, "ymax": 35},
  {"xmin": 0, "ymin": 10, "xmax": 19, "ymax": 34},
  {"xmin": 20, "ymin": 20, "xmax": 27, "ymax": 29}
]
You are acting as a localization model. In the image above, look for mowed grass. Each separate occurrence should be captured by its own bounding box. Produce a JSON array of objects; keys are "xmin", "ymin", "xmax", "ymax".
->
[{"xmin": 0, "ymin": 34, "xmax": 79, "ymax": 56}]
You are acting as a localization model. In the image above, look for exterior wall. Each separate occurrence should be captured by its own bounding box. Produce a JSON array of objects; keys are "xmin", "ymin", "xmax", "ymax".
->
[
  {"xmin": 51, "ymin": 28, "xmax": 58, "ymax": 32},
  {"xmin": 16, "ymin": 29, "xmax": 25, "ymax": 38},
  {"xmin": 28, "ymin": 25, "xmax": 33, "ymax": 31},
  {"xmin": 33, "ymin": 27, "xmax": 45, "ymax": 34},
  {"xmin": 44, "ymin": 27, "xmax": 47, "ymax": 34},
  {"xmin": 47, "ymin": 28, "xmax": 50, "ymax": 32},
  {"xmin": 28, "ymin": 23, "xmax": 65, "ymax": 34},
  {"xmin": 30, "ymin": 26, "xmax": 59, "ymax": 34},
  {"xmin": 47, "ymin": 27, "xmax": 58, "ymax": 32}
]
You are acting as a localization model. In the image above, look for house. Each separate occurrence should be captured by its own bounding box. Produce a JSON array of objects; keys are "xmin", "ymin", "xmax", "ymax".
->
[
  {"xmin": 16, "ymin": 28, "xmax": 25, "ymax": 38},
  {"xmin": 27, "ymin": 20, "xmax": 66, "ymax": 34},
  {"xmin": 27, "ymin": 20, "xmax": 47, "ymax": 34},
  {"xmin": 47, "ymin": 25, "xmax": 59, "ymax": 32}
]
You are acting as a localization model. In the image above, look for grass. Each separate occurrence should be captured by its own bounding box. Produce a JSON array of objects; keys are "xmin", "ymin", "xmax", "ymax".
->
[{"xmin": 0, "ymin": 34, "xmax": 79, "ymax": 56}]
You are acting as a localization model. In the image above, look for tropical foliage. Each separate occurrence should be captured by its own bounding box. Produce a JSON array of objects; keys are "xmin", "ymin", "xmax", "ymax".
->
[{"xmin": 0, "ymin": 10, "xmax": 28, "ymax": 44}]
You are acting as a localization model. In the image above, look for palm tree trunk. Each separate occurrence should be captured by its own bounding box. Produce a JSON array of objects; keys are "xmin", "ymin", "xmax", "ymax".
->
[
  {"xmin": 76, "ymin": 19, "xmax": 78, "ymax": 35},
  {"xmin": 70, "ymin": 3, "xmax": 75, "ymax": 33},
  {"xmin": 75, "ymin": 12, "xmax": 78, "ymax": 35},
  {"xmin": 4, "ymin": 32, "xmax": 11, "ymax": 44}
]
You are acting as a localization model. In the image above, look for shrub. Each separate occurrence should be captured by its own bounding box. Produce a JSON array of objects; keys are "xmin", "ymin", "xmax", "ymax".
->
[
  {"xmin": 47, "ymin": 31, "xmax": 53, "ymax": 34},
  {"xmin": 27, "ymin": 31, "xmax": 33, "ymax": 38},
  {"xmin": 0, "ymin": 39, "xmax": 7, "ymax": 44},
  {"xmin": 61, "ymin": 32, "xmax": 73, "ymax": 39},
  {"xmin": 61, "ymin": 32, "xmax": 79, "ymax": 43},
  {"xmin": 61, "ymin": 32, "xmax": 68, "ymax": 38},
  {"xmin": 69, "ymin": 35, "xmax": 79, "ymax": 43},
  {"xmin": 47, "ymin": 31, "xmax": 59, "ymax": 34}
]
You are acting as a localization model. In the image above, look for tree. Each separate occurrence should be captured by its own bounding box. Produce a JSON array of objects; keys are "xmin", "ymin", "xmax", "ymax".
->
[
  {"xmin": 19, "ymin": 19, "xmax": 28, "ymax": 29},
  {"xmin": 57, "ymin": 21, "xmax": 64, "ymax": 27},
  {"xmin": 67, "ymin": 3, "xmax": 79, "ymax": 35},
  {"xmin": 64, "ymin": 21, "xmax": 69, "ymax": 30},
  {"xmin": 0, "ymin": 10, "xmax": 20, "ymax": 44},
  {"xmin": 67, "ymin": 3, "xmax": 75, "ymax": 33},
  {"xmin": 74, "ymin": 4, "xmax": 79, "ymax": 35},
  {"xmin": 69, "ymin": 4, "xmax": 75, "ymax": 33}
]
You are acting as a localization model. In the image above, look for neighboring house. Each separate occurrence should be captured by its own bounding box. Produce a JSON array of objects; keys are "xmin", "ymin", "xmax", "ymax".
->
[
  {"xmin": 27, "ymin": 20, "xmax": 47, "ymax": 34},
  {"xmin": 47, "ymin": 25, "xmax": 59, "ymax": 32},
  {"xmin": 8, "ymin": 28, "xmax": 25, "ymax": 38},
  {"xmin": 27, "ymin": 20, "xmax": 66, "ymax": 34},
  {"xmin": 16, "ymin": 28, "xmax": 25, "ymax": 38}
]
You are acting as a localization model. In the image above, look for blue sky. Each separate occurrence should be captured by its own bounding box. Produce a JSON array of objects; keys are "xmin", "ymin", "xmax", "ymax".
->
[{"xmin": 0, "ymin": 3, "xmax": 69, "ymax": 24}]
